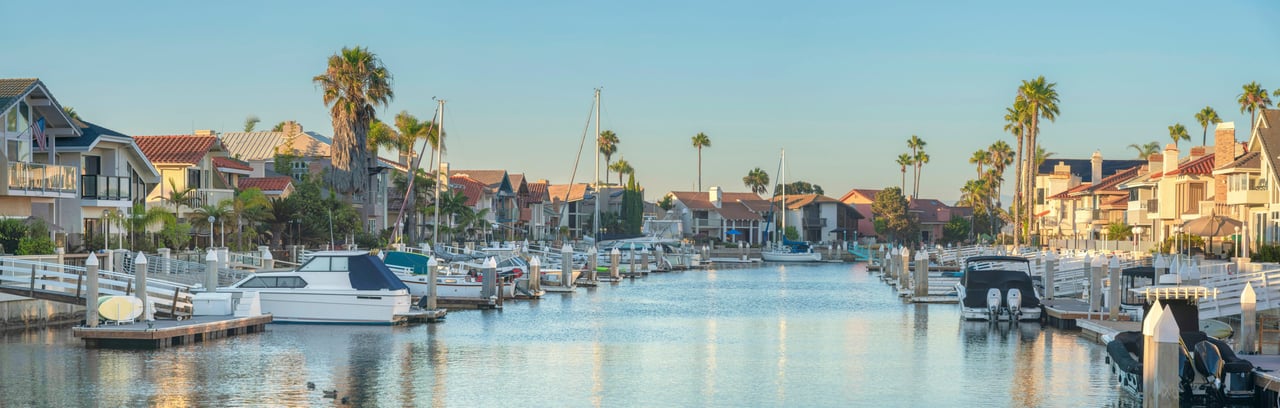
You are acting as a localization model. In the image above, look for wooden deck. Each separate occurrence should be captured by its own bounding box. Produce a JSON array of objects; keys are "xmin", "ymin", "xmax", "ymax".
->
[
  {"xmin": 72, "ymin": 314, "xmax": 271, "ymax": 349},
  {"xmin": 1075, "ymin": 319, "xmax": 1139, "ymax": 344},
  {"xmin": 1042, "ymin": 298, "xmax": 1104, "ymax": 329},
  {"xmin": 436, "ymin": 296, "xmax": 502, "ymax": 310},
  {"xmin": 908, "ymin": 295, "xmax": 958, "ymax": 304}
]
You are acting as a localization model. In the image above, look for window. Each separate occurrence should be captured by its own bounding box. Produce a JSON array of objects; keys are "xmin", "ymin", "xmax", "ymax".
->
[
  {"xmin": 299, "ymin": 257, "xmax": 330, "ymax": 271},
  {"xmin": 238, "ymin": 276, "xmax": 308, "ymax": 288},
  {"xmin": 83, "ymin": 156, "xmax": 101, "ymax": 176},
  {"xmin": 187, "ymin": 168, "xmax": 202, "ymax": 189}
]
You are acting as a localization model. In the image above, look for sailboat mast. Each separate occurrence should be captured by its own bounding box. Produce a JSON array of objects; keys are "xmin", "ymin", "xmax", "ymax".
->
[
  {"xmin": 593, "ymin": 88, "xmax": 601, "ymax": 244},
  {"xmin": 780, "ymin": 148, "xmax": 786, "ymax": 242},
  {"xmin": 433, "ymin": 99, "xmax": 445, "ymax": 248}
]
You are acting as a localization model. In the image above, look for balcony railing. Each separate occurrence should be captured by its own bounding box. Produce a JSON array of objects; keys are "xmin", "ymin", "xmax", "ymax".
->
[
  {"xmin": 81, "ymin": 175, "xmax": 132, "ymax": 200},
  {"xmin": 694, "ymin": 219, "xmax": 722, "ymax": 229},
  {"xmin": 1146, "ymin": 199, "xmax": 1159, "ymax": 213},
  {"xmin": 802, "ymin": 217, "xmax": 826, "ymax": 228},
  {"xmin": 8, "ymin": 162, "xmax": 75, "ymax": 193},
  {"xmin": 191, "ymin": 188, "xmax": 235, "ymax": 208}
]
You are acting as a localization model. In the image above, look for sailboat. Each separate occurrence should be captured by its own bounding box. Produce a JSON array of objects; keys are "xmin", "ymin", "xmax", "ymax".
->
[{"xmin": 761, "ymin": 149, "xmax": 822, "ymax": 262}]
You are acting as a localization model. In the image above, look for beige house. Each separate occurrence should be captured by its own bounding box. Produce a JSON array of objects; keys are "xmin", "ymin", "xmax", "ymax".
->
[
  {"xmin": 667, "ymin": 187, "xmax": 770, "ymax": 244},
  {"xmin": 135, "ymin": 133, "xmax": 237, "ymax": 215}
]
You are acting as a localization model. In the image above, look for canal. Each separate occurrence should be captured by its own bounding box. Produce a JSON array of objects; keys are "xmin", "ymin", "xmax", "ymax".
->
[{"xmin": 0, "ymin": 262, "xmax": 1122, "ymax": 407}]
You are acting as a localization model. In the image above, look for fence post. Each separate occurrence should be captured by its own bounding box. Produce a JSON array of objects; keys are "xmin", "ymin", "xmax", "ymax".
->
[
  {"xmin": 261, "ymin": 247, "xmax": 274, "ymax": 270},
  {"xmin": 134, "ymin": 253, "xmax": 150, "ymax": 321},
  {"xmin": 206, "ymin": 250, "xmax": 219, "ymax": 292},
  {"xmin": 158, "ymin": 248, "xmax": 171, "ymax": 274}
]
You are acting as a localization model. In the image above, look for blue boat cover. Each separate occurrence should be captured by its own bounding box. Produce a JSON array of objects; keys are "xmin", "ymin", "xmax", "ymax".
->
[
  {"xmin": 349, "ymin": 255, "xmax": 411, "ymax": 291},
  {"xmin": 384, "ymin": 251, "xmax": 431, "ymax": 274}
]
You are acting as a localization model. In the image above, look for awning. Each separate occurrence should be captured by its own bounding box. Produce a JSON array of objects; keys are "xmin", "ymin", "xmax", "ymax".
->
[{"xmin": 1035, "ymin": 210, "xmax": 1050, "ymax": 218}]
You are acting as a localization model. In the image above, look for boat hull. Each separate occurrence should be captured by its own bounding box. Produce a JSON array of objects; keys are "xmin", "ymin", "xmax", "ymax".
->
[
  {"xmin": 226, "ymin": 289, "xmax": 411, "ymax": 324},
  {"xmin": 399, "ymin": 274, "xmax": 516, "ymax": 298},
  {"xmin": 761, "ymin": 251, "xmax": 822, "ymax": 262}
]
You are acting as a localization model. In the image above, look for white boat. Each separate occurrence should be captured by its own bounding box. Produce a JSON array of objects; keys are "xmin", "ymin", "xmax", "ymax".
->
[
  {"xmin": 761, "ymin": 149, "xmax": 822, "ymax": 263},
  {"xmin": 384, "ymin": 250, "xmax": 520, "ymax": 298},
  {"xmin": 224, "ymin": 251, "xmax": 412, "ymax": 325},
  {"xmin": 954, "ymin": 255, "xmax": 1041, "ymax": 321}
]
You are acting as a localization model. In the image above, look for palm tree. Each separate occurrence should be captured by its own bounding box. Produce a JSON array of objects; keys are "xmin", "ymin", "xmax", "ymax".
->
[
  {"xmin": 913, "ymin": 151, "xmax": 930, "ymax": 198},
  {"xmin": 742, "ymin": 167, "xmax": 770, "ymax": 195},
  {"xmin": 906, "ymin": 135, "xmax": 926, "ymax": 198},
  {"xmin": 266, "ymin": 197, "xmax": 298, "ymax": 248},
  {"xmin": 1018, "ymin": 76, "xmax": 1060, "ymax": 244},
  {"xmin": 1238, "ymin": 82, "xmax": 1272, "ymax": 133},
  {"xmin": 192, "ymin": 201, "xmax": 231, "ymax": 248},
  {"xmin": 895, "ymin": 154, "xmax": 912, "ymax": 194},
  {"xmin": 608, "ymin": 159, "xmax": 633, "ymax": 186},
  {"xmin": 969, "ymin": 150, "xmax": 989, "ymax": 179},
  {"xmin": 392, "ymin": 111, "xmax": 434, "ymax": 168},
  {"xmin": 1003, "ymin": 100, "xmax": 1029, "ymax": 246},
  {"xmin": 367, "ymin": 119, "xmax": 398, "ymax": 154},
  {"xmin": 986, "ymin": 140, "xmax": 1014, "ymax": 204},
  {"xmin": 1194, "ymin": 106, "xmax": 1222, "ymax": 146},
  {"xmin": 312, "ymin": 46, "xmax": 394, "ymax": 203},
  {"xmin": 126, "ymin": 203, "xmax": 176, "ymax": 250},
  {"xmin": 229, "ymin": 189, "xmax": 270, "ymax": 250},
  {"xmin": 1168, "ymin": 123, "xmax": 1190, "ymax": 149},
  {"xmin": 598, "ymin": 130, "xmax": 619, "ymax": 185},
  {"xmin": 244, "ymin": 115, "xmax": 260, "ymax": 132},
  {"xmin": 63, "ymin": 106, "xmax": 81, "ymax": 121},
  {"xmin": 162, "ymin": 179, "xmax": 195, "ymax": 220},
  {"xmin": 691, "ymin": 132, "xmax": 711, "ymax": 191},
  {"xmin": 1034, "ymin": 146, "xmax": 1054, "ymax": 168},
  {"xmin": 1128, "ymin": 142, "xmax": 1161, "ymax": 159}
]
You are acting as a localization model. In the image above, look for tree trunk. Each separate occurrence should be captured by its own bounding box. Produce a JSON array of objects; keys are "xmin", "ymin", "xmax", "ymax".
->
[
  {"xmin": 1013, "ymin": 133, "xmax": 1023, "ymax": 247},
  {"xmin": 697, "ymin": 149, "xmax": 702, "ymax": 192},
  {"xmin": 1027, "ymin": 112, "xmax": 1039, "ymax": 247}
]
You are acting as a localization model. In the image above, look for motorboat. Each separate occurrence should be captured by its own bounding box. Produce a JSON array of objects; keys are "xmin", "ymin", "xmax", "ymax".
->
[
  {"xmin": 224, "ymin": 251, "xmax": 412, "ymax": 324},
  {"xmin": 955, "ymin": 256, "xmax": 1041, "ymax": 321},
  {"xmin": 383, "ymin": 250, "xmax": 520, "ymax": 299},
  {"xmin": 761, "ymin": 238, "xmax": 823, "ymax": 262}
]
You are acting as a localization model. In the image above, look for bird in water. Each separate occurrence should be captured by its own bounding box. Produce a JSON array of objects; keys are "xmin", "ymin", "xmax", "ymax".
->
[
  {"xmin": 323, "ymin": 390, "xmax": 338, "ymax": 399},
  {"xmin": 341, "ymin": 396, "xmax": 350, "ymax": 405},
  {"xmin": 306, "ymin": 382, "xmax": 315, "ymax": 390}
]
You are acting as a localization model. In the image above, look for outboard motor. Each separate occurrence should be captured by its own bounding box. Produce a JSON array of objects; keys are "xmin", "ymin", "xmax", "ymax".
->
[
  {"xmin": 1006, "ymin": 288, "xmax": 1023, "ymax": 321},
  {"xmin": 1193, "ymin": 338, "xmax": 1256, "ymax": 404},
  {"xmin": 986, "ymin": 288, "xmax": 1003, "ymax": 320}
]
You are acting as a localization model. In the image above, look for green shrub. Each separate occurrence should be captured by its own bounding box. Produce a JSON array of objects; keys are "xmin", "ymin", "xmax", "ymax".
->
[{"xmin": 16, "ymin": 236, "xmax": 54, "ymax": 255}]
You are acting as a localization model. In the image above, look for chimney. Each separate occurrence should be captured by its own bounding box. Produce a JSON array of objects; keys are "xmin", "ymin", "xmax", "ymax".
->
[
  {"xmin": 1052, "ymin": 161, "xmax": 1071, "ymax": 177},
  {"xmin": 1214, "ymin": 122, "xmax": 1236, "ymax": 204},
  {"xmin": 1090, "ymin": 150, "xmax": 1102, "ymax": 184},
  {"xmin": 1189, "ymin": 146, "xmax": 1207, "ymax": 158},
  {"xmin": 194, "ymin": 129, "xmax": 216, "ymax": 136},
  {"xmin": 1162, "ymin": 143, "xmax": 1178, "ymax": 176},
  {"xmin": 709, "ymin": 186, "xmax": 722, "ymax": 208},
  {"xmin": 282, "ymin": 121, "xmax": 303, "ymax": 135},
  {"xmin": 1147, "ymin": 153, "xmax": 1163, "ymax": 177}
]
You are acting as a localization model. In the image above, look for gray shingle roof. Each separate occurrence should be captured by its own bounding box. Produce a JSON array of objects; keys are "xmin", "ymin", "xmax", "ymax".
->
[{"xmin": 0, "ymin": 78, "xmax": 38, "ymax": 113}]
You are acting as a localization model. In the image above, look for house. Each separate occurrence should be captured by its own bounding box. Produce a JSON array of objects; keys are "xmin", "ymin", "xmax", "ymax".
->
[
  {"xmin": 1119, "ymin": 144, "xmax": 1218, "ymax": 247},
  {"xmin": 450, "ymin": 169, "xmax": 517, "ymax": 237},
  {"xmin": 773, "ymin": 194, "xmax": 862, "ymax": 243},
  {"xmin": 219, "ymin": 122, "xmax": 332, "ymax": 179},
  {"xmin": 135, "ymin": 133, "xmax": 237, "ymax": 213},
  {"xmin": 667, "ymin": 187, "xmax": 770, "ymax": 244},
  {"xmin": 1032, "ymin": 155, "xmax": 1145, "ymax": 240},
  {"xmin": 1239, "ymin": 110, "xmax": 1280, "ymax": 249},
  {"xmin": 838, "ymin": 188, "xmax": 881, "ymax": 241},
  {"xmin": 1041, "ymin": 152, "xmax": 1141, "ymax": 241},
  {"xmin": 57, "ymin": 119, "xmax": 162, "ymax": 248},
  {"xmin": 909, "ymin": 198, "xmax": 969, "ymax": 244},
  {"xmin": 238, "ymin": 176, "xmax": 295, "ymax": 198},
  {"xmin": 517, "ymin": 176, "xmax": 552, "ymax": 241},
  {"xmin": 546, "ymin": 183, "xmax": 592, "ymax": 239}
]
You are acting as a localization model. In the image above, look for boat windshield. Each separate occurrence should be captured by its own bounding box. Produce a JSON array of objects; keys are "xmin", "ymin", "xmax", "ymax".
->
[{"xmin": 300, "ymin": 256, "xmax": 350, "ymax": 272}]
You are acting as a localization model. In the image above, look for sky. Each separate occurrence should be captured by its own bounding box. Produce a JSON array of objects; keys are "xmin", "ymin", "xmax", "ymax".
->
[{"xmin": 4, "ymin": 1, "xmax": 1279, "ymax": 203}]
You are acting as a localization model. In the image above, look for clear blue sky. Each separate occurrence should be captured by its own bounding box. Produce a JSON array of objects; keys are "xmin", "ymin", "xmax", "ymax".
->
[{"xmin": 5, "ymin": 1, "xmax": 1279, "ymax": 203}]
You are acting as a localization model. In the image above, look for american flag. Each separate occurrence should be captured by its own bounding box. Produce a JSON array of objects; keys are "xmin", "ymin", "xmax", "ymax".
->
[{"xmin": 32, "ymin": 118, "xmax": 46, "ymax": 151}]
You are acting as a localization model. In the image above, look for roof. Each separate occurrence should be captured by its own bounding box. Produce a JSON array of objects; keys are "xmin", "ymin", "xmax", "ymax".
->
[
  {"xmin": 1037, "ymin": 159, "xmax": 1146, "ymax": 180},
  {"xmin": 908, "ymin": 198, "xmax": 953, "ymax": 224},
  {"xmin": 509, "ymin": 174, "xmax": 525, "ymax": 191},
  {"xmin": 221, "ymin": 131, "xmax": 332, "ymax": 160},
  {"xmin": 135, "ymin": 135, "xmax": 218, "ymax": 165},
  {"xmin": 1100, "ymin": 195, "xmax": 1129, "ymax": 210},
  {"xmin": 0, "ymin": 78, "xmax": 37, "ymax": 112},
  {"xmin": 1048, "ymin": 182, "xmax": 1093, "ymax": 200},
  {"xmin": 716, "ymin": 201, "xmax": 763, "ymax": 221},
  {"xmin": 524, "ymin": 181, "xmax": 548, "ymax": 204},
  {"xmin": 772, "ymin": 194, "xmax": 841, "ymax": 210},
  {"xmin": 1163, "ymin": 154, "xmax": 1215, "ymax": 176},
  {"xmin": 448, "ymin": 175, "xmax": 487, "ymax": 206},
  {"xmin": 670, "ymin": 191, "xmax": 766, "ymax": 210},
  {"xmin": 213, "ymin": 157, "xmax": 253, "ymax": 172},
  {"xmin": 547, "ymin": 183, "xmax": 590, "ymax": 203},
  {"xmin": 1255, "ymin": 110, "xmax": 1280, "ymax": 181},
  {"xmin": 1050, "ymin": 165, "xmax": 1142, "ymax": 199},
  {"xmin": 838, "ymin": 188, "xmax": 881, "ymax": 204},
  {"xmin": 451, "ymin": 170, "xmax": 509, "ymax": 190},
  {"xmin": 238, "ymin": 176, "xmax": 293, "ymax": 192},
  {"xmin": 1215, "ymin": 151, "xmax": 1260, "ymax": 173}
]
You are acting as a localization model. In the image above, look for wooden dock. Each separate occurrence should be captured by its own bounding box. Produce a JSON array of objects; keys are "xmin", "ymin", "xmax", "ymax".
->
[
  {"xmin": 909, "ymin": 295, "xmax": 958, "ymax": 304},
  {"xmin": 436, "ymin": 296, "xmax": 501, "ymax": 310},
  {"xmin": 1041, "ymin": 299, "xmax": 1102, "ymax": 329},
  {"xmin": 72, "ymin": 314, "xmax": 271, "ymax": 349},
  {"xmin": 397, "ymin": 308, "xmax": 446, "ymax": 323},
  {"xmin": 1076, "ymin": 319, "xmax": 1139, "ymax": 344}
]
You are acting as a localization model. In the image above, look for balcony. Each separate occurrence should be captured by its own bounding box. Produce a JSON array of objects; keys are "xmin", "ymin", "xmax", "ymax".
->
[
  {"xmin": 802, "ymin": 217, "xmax": 826, "ymax": 228},
  {"xmin": 190, "ymin": 188, "xmax": 235, "ymax": 208},
  {"xmin": 81, "ymin": 175, "xmax": 132, "ymax": 201},
  {"xmin": 1127, "ymin": 199, "xmax": 1147, "ymax": 212},
  {"xmin": 694, "ymin": 218, "xmax": 723, "ymax": 229},
  {"xmin": 1146, "ymin": 199, "xmax": 1159, "ymax": 214},
  {"xmin": 7, "ymin": 162, "xmax": 76, "ymax": 197}
]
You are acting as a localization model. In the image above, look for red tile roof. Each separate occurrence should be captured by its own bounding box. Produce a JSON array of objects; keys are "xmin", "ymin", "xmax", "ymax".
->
[
  {"xmin": 135, "ymin": 135, "xmax": 217, "ymax": 165},
  {"xmin": 238, "ymin": 176, "xmax": 293, "ymax": 192},
  {"xmin": 670, "ymin": 191, "xmax": 768, "ymax": 221},
  {"xmin": 449, "ymin": 175, "xmax": 486, "ymax": 206},
  {"xmin": 525, "ymin": 181, "xmax": 548, "ymax": 204},
  {"xmin": 772, "ymin": 194, "xmax": 841, "ymax": 210},
  {"xmin": 213, "ymin": 156, "xmax": 253, "ymax": 171},
  {"xmin": 838, "ymin": 188, "xmax": 881, "ymax": 204},
  {"xmin": 1164, "ymin": 154, "xmax": 1215, "ymax": 176},
  {"xmin": 1049, "ymin": 182, "xmax": 1093, "ymax": 200}
]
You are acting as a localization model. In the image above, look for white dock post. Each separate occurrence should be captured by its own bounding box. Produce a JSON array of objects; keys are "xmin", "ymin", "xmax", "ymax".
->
[
  {"xmin": 913, "ymin": 249, "xmax": 928, "ymax": 298},
  {"xmin": 205, "ymin": 249, "xmax": 219, "ymax": 292},
  {"xmin": 1153, "ymin": 255, "xmax": 1169, "ymax": 277},
  {"xmin": 883, "ymin": 251, "xmax": 892, "ymax": 278},
  {"xmin": 1150, "ymin": 305, "xmax": 1180, "ymax": 407},
  {"xmin": 1108, "ymin": 256, "xmax": 1122, "ymax": 320},
  {"xmin": 134, "ymin": 253, "xmax": 150, "ymax": 321},
  {"xmin": 587, "ymin": 246, "xmax": 598, "ymax": 282},
  {"xmin": 85, "ymin": 252, "xmax": 99, "ymax": 327},
  {"xmin": 899, "ymin": 248, "xmax": 911, "ymax": 289},
  {"xmin": 1043, "ymin": 251, "xmax": 1058, "ymax": 300},
  {"xmin": 528, "ymin": 256, "xmax": 541, "ymax": 294},
  {"xmin": 610, "ymin": 248, "xmax": 621, "ymax": 280},
  {"xmin": 1241, "ymin": 282, "xmax": 1258, "ymax": 354},
  {"xmin": 739, "ymin": 241, "xmax": 746, "ymax": 261},
  {"xmin": 113, "ymin": 249, "xmax": 126, "ymax": 274},
  {"xmin": 158, "ymin": 248, "xmax": 171, "ymax": 274},
  {"xmin": 260, "ymin": 246, "xmax": 274, "ymax": 270},
  {"xmin": 426, "ymin": 256, "xmax": 439, "ymax": 310},
  {"xmin": 560, "ymin": 244, "xmax": 575, "ymax": 289},
  {"xmin": 481, "ymin": 257, "xmax": 497, "ymax": 300},
  {"xmin": 1141, "ymin": 300, "xmax": 1163, "ymax": 402},
  {"xmin": 641, "ymin": 248, "xmax": 650, "ymax": 272},
  {"xmin": 1089, "ymin": 254, "xmax": 1105, "ymax": 315}
]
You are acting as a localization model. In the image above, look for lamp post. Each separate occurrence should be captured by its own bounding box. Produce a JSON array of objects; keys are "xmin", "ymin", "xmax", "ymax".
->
[
  {"xmin": 116, "ymin": 209, "xmax": 124, "ymax": 250},
  {"xmin": 208, "ymin": 216, "xmax": 216, "ymax": 249},
  {"xmin": 102, "ymin": 209, "xmax": 110, "ymax": 251},
  {"xmin": 1133, "ymin": 226, "xmax": 1144, "ymax": 253},
  {"xmin": 1235, "ymin": 226, "xmax": 1242, "ymax": 259},
  {"xmin": 1174, "ymin": 226, "xmax": 1183, "ymax": 256}
]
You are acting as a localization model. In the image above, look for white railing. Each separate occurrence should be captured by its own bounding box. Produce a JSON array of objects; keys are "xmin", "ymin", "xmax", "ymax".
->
[
  {"xmin": 0, "ymin": 256, "xmax": 194, "ymax": 316},
  {"xmin": 8, "ymin": 162, "xmax": 76, "ymax": 193}
]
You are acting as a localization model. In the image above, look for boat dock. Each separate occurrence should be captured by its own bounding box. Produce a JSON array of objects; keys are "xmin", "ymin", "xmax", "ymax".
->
[
  {"xmin": 72, "ymin": 314, "xmax": 272, "ymax": 349},
  {"xmin": 397, "ymin": 308, "xmax": 447, "ymax": 323},
  {"xmin": 1041, "ymin": 299, "xmax": 1101, "ymax": 329},
  {"xmin": 436, "ymin": 296, "xmax": 501, "ymax": 310}
]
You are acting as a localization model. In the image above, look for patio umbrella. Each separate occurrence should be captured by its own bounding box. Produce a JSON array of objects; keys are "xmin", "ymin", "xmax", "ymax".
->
[
  {"xmin": 726, "ymin": 229, "xmax": 742, "ymax": 241},
  {"xmin": 1181, "ymin": 213, "xmax": 1243, "ymax": 257}
]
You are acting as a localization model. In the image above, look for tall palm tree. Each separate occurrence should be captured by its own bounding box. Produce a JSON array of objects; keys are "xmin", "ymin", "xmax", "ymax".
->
[
  {"xmin": 266, "ymin": 197, "xmax": 298, "ymax": 248},
  {"xmin": 126, "ymin": 203, "xmax": 176, "ymax": 250},
  {"xmin": 895, "ymin": 154, "xmax": 912, "ymax": 194},
  {"xmin": 913, "ymin": 151, "xmax": 930, "ymax": 198},
  {"xmin": 969, "ymin": 150, "xmax": 989, "ymax": 179},
  {"xmin": 63, "ymin": 106, "xmax": 81, "ymax": 121},
  {"xmin": 192, "ymin": 201, "xmax": 231, "ymax": 248},
  {"xmin": 742, "ymin": 167, "xmax": 770, "ymax": 195},
  {"xmin": 598, "ymin": 130, "xmax": 619, "ymax": 185},
  {"xmin": 1128, "ymin": 142, "xmax": 1161, "ymax": 159},
  {"xmin": 162, "ymin": 179, "xmax": 195, "ymax": 220},
  {"xmin": 1003, "ymin": 100, "xmax": 1029, "ymax": 246},
  {"xmin": 1238, "ymin": 82, "xmax": 1272, "ymax": 134},
  {"xmin": 392, "ymin": 110, "xmax": 434, "ymax": 167},
  {"xmin": 691, "ymin": 132, "xmax": 711, "ymax": 191},
  {"xmin": 1034, "ymin": 146, "xmax": 1054, "ymax": 168},
  {"xmin": 313, "ymin": 46, "xmax": 394, "ymax": 203},
  {"xmin": 906, "ymin": 135, "xmax": 926, "ymax": 198},
  {"xmin": 986, "ymin": 140, "xmax": 1014, "ymax": 203},
  {"xmin": 244, "ymin": 115, "xmax": 260, "ymax": 132},
  {"xmin": 1168, "ymin": 123, "xmax": 1190, "ymax": 150},
  {"xmin": 1018, "ymin": 76, "xmax": 1060, "ymax": 244},
  {"xmin": 1194, "ymin": 106, "xmax": 1222, "ymax": 146},
  {"xmin": 367, "ymin": 119, "xmax": 398, "ymax": 154},
  {"xmin": 229, "ymin": 189, "xmax": 270, "ymax": 250},
  {"xmin": 608, "ymin": 158, "xmax": 633, "ymax": 186}
]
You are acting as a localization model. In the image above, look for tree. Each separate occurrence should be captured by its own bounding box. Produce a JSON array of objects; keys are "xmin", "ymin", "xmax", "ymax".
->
[
  {"xmin": 389, "ymin": 111, "xmax": 436, "ymax": 168},
  {"xmin": 1106, "ymin": 221, "xmax": 1132, "ymax": 241},
  {"xmin": 244, "ymin": 115, "xmax": 261, "ymax": 132},
  {"xmin": 906, "ymin": 135, "xmax": 926, "ymax": 198},
  {"xmin": 313, "ymin": 46, "xmax": 394, "ymax": 210},
  {"xmin": 871, "ymin": 187, "xmax": 918, "ymax": 244},
  {"xmin": 1003, "ymin": 99, "xmax": 1029, "ymax": 246},
  {"xmin": 192, "ymin": 201, "xmax": 231, "ymax": 248},
  {"xmin": 895, "ymin": 154, "xmax": 912, "ymax": 194},
  {"xmin": 125, "ymin": 202, "xmax": 176, "ymax": 251},
  {"xmin": 621, "ymin": 174, "xmax": 644, "ymax": 234},
  {"xmin": 913, "ymin": 151, "xmax": 930, "ymax": 197},
  {"xmin": 1128, "ymin": 142, "xmax": 1161, "ymax": 159},
  {"xmin": 1018, "ymin": 76, "xmax": 1060, "ymax": 245},
  {"xmin": 162, "ymin": 179, "xmax": 194, "ymax": 220},
  {"xmin": 608, "ymin": 158, "xmax": 633, "ymax": 186},
  {"xmin": 969, "ymin": 150, "xmax": 988, "ymax": 179},
  {"xmin": 272, "ymin": 121, "xmax": 287, "ymax": 132},
  {"xmin": 1167, "ymin": 123, "xmax": 1190, "ymax": 150},
  {"xmin": 229, "ymin": 188, "xmax": 270, "ymax": 251},
  {"xmin": 986, "ymin": 140, "xmax": 1014, "ymax": 212},
  {"xmin": 367, "ymin": 119, "xmax": 398, "ymax": 154},
  {"xmin": 691, "ymin": 132, "xmax": 711, "ymax": 191},
  {"xmin": 1238, "ymin": 82, "xmax": 1272, "ymax": 133},
  {"xmin": 942, "ymin": 216, "xmax": 971, "ymax": 245},
  {"xmin": 63, "ymin": 106, "xmax": 81, "ymax": 121},
  {"xmin": 599, "ymin": 130, "xmax": 619, "ymax": 184},
  {"xmin": 742, "ymin": 167, "xmax": 770, "ymax": 195},
  {"xmin": 775, "ymin": 181, "xmax": 824, "ymax": 196},
  {"xmin": 1194, "ymin": 106, "xmax": 1222, "ymax": 146},
  {"xmin": 1034, "ymin": 146, "xmax": 1053, "ymax": 169},
  {"xmin": 657, "ymin": 195, "xmax": 674, "ymax": 211},
  {"xmin": 266, "ymin": 196, "xmax": 299, "ymax": 248}
]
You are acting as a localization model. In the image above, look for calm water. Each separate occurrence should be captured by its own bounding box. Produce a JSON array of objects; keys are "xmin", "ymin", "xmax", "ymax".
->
[{"xmin": 0, "ymin": 263, "xmax": 1123, "ymax": 407}]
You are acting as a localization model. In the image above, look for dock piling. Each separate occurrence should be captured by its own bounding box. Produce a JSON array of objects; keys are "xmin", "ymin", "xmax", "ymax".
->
[
  {"xmin": 560, "ymin": 244, "xmax": 575, "ymax": 290},
  {"xmin": 913, "ymin": 249, "xmax": 928, "ymax": 298},
  {"xmin": 1108, "ymin": 256, "xmax": 1121, "ymax": 320},
  {"xmin": 86, "ymin": 253, "xmax": 100, "ymax": 328},
  {"xmin": 205, "ymin": 250, "xmax": 218, "ymax": 292},
  {"xmin": 1150, "ymin": 305, "xmax": 1180, "ymax": 407},
  {"xmin": 1242, "ymin": 282, "xmax": 1258, "ymax": 354},
  {"xmin": 528, "ymin": 256, "xmax": 541, "ymax": 294},
  {"xmin": 587, "ymin": 246, "xmax": 598, "ymax": 282},
  {"xmin": 1044, "ymin": 251, "xmax": 1057, "ymax": 300},
  {"xmin": 427, "ymin": 256, "xmax": 439, "ymax": 310},
  {"xmin": 1089, "ymin": 255, "xmax": 1105, "ymax": 315},
  {"xmin": 1142, "ymin": 299, "xmax": 1164, "ymax": 394},
  {"xmin": 899, "ymin": 248, "xmax": 910, "ymax": 290},
  {"xmin": 134, "ymin": 253, "xmax": 150, "ymax": 321},
  {"xmin": 481, "ymin": 257, "xmax": 497, "ymax": 300},
  {"xmin": 610, "ymin": 248, "xmax": 621, "ymax": 280}
]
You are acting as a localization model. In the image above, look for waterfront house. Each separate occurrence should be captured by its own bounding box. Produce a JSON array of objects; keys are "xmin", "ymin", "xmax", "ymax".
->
[
  {"xmin": 1042, "ymin": 152, "xmax": 1141, "ymax": 242},
  {"xmin": 59, "ymin": 120, "xmax": 162, "ymax": 249},
  {"xmin": 238, "ymin": 176, "xmax": 294, "ymax": 198},
  {"xmin": 666, "ymin": 187, "xmax": 769, "ymax": 244},
  {"xmin": 1032, "ymin": 155, "xmax": 1144, "ymax": 240},
  {"xmin": 219, "ymin": 122, "xmax": 332, "ymax": 179},
  {"xmin": 1118, "ymin": 144, "xmax": 1218, "ymax": 249},
  {"xmin": 546, "ymin": 183, "xmax": 591, "ymax": 239},
  {"xmin": 0, "ymin": 79, "xmax": 79, "ymax": 233},
  {"xmin": 135, "ymin": 133, "xmax": 237, "ymax": 215},
  {"xmin": 909, "ymin": 198, "xmax": 969, "ymax": 244},
  {"xmin": 450, "ymin": 170, "xmax": 517, "ymax": 238},
  {"xmin": 772, "ymin": 194, "xmax": 862, "ymax": 243},
  {"xmin": 838, "ymin": 188, "xmax": 881, "ymax": 241},
  {"xmin": 518, "ymin": 177, "xmax": 552, "ymax": 241},
  {"xmin": 1236, "ymin": 110, "xmax": 1280, "ymax": 248}
]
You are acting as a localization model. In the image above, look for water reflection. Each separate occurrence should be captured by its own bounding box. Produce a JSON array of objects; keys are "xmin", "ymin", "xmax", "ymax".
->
[{"xmin": 0, "ymin": 263, "xmax": 1122, "ymax": 407}]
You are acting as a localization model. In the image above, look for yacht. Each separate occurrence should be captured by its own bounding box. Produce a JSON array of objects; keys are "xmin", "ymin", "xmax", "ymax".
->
[
  {"xmin": 955, "ymin": 256, "xmax": 1041, "ymax": 321},
  {"xmin": 761, "ymin": 238, "xmax": 823, "ymax": 262},
  {"xmin": 224, "ymin": 251, "xmax": 412, "ymax": 324},
  {"xmin": 384, "ymin": 250, "xmax": 520, "ymax": 298}
]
